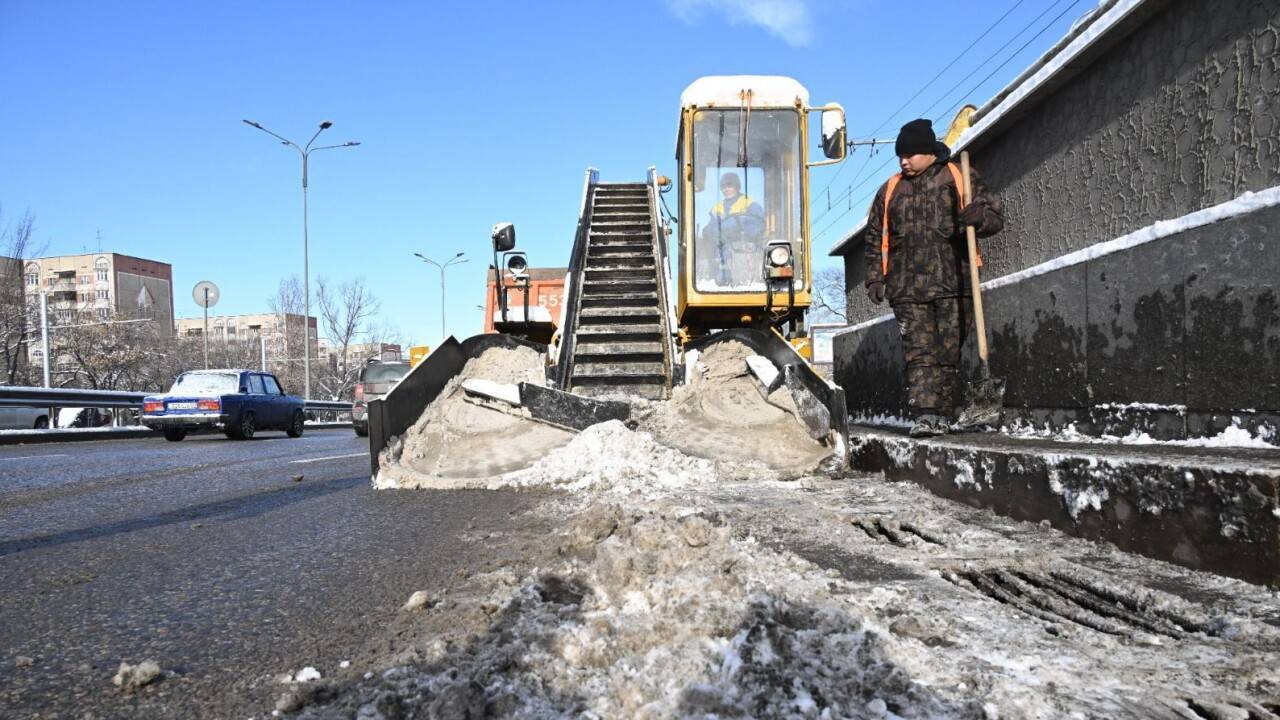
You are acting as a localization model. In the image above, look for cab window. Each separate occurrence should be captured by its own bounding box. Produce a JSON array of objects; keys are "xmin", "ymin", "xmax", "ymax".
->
[
  {"xmin": 247, "ymin": 374, "xmax": 266, "ymax": 394},
  {"xmin": 690, "ymin": 108, "xmax": 803, "ymax": 293},
  {"xmin": 262, "ymin": 375, "xmax": 283, "ymax": 395}
]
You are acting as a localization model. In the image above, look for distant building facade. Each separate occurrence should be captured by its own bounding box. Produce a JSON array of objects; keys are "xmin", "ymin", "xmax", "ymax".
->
[
  {"xmin": 23, "ymin": 253, "xmax": 175, "ymax": 334},
  {"xmin": 175, "ymin": 311, "xmax": 318, "ymax": 363}
]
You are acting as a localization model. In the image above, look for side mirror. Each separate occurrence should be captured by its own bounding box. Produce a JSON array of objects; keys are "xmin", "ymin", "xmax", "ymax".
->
[
  {"xmin": 492, "ymin": 222, "xmax": 516, "ymax": 252},
  {"xmin": 240, "ymin": 386, "xmax": 249, "ymax": 394},
  {"xmin": 821, "ymin": 106, "xmax": 847, "ymax": 160}
]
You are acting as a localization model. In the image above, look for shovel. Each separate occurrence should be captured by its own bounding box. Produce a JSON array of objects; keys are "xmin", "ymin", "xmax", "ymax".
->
[{"xmin": 955, "ymin": 150, "xmax": 1006, "ymax": 429}]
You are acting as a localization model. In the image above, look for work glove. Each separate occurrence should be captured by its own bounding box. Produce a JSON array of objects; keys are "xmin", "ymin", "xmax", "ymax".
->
[
  {"xmin": 959, "ymin": 202, "xmax": 986, "ymax": 229},
  {"xmin": 866, "ymin": 281, "xmax": 885, "ymax": 305}
]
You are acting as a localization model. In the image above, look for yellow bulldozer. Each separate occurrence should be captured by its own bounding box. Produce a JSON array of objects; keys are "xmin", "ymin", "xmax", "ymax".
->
[{"xmin": 365, "ymin": 76, "xmax": 850, "ymax": 476}]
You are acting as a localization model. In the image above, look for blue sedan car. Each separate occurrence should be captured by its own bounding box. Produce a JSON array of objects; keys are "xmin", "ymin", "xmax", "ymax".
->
[{"xmin": 142, "ymin": 369, "xmax": 307, "ymax": 441}]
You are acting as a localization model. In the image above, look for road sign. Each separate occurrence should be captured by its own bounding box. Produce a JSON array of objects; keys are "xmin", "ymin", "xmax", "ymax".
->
[{"xmin": 193, "ymin": 280, "xmax": 220, "ymax": 308}]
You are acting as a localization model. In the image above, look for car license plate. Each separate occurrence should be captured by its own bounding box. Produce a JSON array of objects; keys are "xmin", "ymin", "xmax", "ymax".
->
[{"xmin": 168, "ymin": 401, "xmax": 198, "ymax": 410}]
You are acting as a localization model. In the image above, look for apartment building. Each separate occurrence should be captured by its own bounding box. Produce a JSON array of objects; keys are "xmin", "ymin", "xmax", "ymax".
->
[{"xmin": 23, "ymin": 253, "xmax": 175, "ymax": 334}]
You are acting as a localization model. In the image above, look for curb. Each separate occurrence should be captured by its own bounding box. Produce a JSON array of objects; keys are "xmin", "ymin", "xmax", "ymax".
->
[{"xmin": 849, "ymin": 425, "xmax": 1280, "ymax": 587}]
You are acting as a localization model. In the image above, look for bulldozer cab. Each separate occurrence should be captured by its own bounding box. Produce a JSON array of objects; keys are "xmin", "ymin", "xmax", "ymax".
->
[{"xmin": 675, "ymin": 76, "xmax": 845, "ymax": 337}]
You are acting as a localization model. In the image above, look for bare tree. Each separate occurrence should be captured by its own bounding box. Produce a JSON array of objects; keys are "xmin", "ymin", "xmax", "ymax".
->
[
  {"xmin": 315, "ymin": 276, "xmax": 380, "ymax": 401},
  {"xmin": 0, "ymin": 207, "xmax": 40, "ymax": 385},
  {"xmin": 51, "ymin": 310, "xmax": 164, "ymax": 390},
  {"xmin": 264, "ymin": 275, "xmax": 311, "ymax": 396},
  {"xmin": 811, "ymin": 265, "xmax": 848, "ymax": 325}
]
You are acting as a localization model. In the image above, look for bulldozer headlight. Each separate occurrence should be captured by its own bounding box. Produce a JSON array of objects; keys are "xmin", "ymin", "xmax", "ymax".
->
[{"xmin": 767, "ymin": 244, "xmax": 792, "ymax": 268}]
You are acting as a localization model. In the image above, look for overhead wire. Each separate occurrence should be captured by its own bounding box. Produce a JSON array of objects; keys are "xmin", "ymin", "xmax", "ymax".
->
[
  {"xmin": 808, "ymin": 0, "xmax": 1029, "ymax": 217},
  {"xmin": 812, "ymin": 0, "xmax": 1085, "ymax": 245}
]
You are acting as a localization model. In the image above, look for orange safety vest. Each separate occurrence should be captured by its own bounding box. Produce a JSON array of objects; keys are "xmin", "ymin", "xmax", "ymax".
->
[{"xmin": 880, "ymin": 162, "xmax": 982, "ymax": 276}]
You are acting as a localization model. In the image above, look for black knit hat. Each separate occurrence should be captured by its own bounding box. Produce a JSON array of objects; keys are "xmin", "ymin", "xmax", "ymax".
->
[{"xmin": 895, "ymin": 118, "xmax": 937, "ymax": 156}]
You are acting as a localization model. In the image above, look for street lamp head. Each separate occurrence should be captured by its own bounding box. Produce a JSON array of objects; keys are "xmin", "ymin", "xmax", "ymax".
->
[
  {"xmin": 454, "ymin": 252, "xmax": 465, "ymax": 258},
  {"xmin": 243, "ymin": 119, "xmax": 262, "ymax": 128},
  {"xmin": 319, "ymin": 120, "xmax": 333, "ymax": 130},
  {"xmin": 413, "ymin": 252, "xmax": 426, "ymax": 260},
  {"xmin": 345, "ymin": 141, "xmax": 361, "ymax": 147}
]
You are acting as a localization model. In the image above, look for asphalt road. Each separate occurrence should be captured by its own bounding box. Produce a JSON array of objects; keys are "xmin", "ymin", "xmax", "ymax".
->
[{"xmin": 0, "ymin": 428, "xmax": 547, "ymax": 719}]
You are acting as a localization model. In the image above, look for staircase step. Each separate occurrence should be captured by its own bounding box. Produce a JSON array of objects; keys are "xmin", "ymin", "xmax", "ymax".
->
[
  {"xmin": 584, "ymin": 267, "xmax": 657, "ymax": 281},
  {"xmin": 582, "ymin": 280, "xmax": 658, "ymax": 295},
  {"xmin": 572, "ymin": 361, "xmax": 667, "ymax": 379},
  {"xmin": 573, "ymin": 324, "xmax": 664, "ymax": 342},
  {"xmin": 591, "ymin": 222, "xmax": 651, "ymax": 233},
  {"xmin": 574, "ymin": 340, "xmax": 664, "ymax": 357},
  {"xmin": 580, "ymin": 292, "xmax": 658, "ymax": 308},
  {"xmin": 574, "ymin": 383, "xmax": 668, "ymax": 400},
  {"xmin": 585, "ymin": 260, "xmax": 655, "ymax": 273},
  {"xmin": 592, "ymin": 202, "xmax": 649, "ymax": 211},
  {"xmin": 590, "ymin": 243, "xmax": 653, "ymax": 256},
  {"xmin": 577, "ymin": 306, "xmax": 660, "ymax": 324},
  {"xmin": 586, "ymin": 251, "xmax": 653, "ymax": 263}
]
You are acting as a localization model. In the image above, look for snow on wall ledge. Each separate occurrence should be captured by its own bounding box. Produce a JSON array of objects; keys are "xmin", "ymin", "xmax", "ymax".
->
[
  {"xmin": 849, "ymin": 428, "xmax": 1280, "ymax": 586},
  {"xmin": 833, "ymin": 195, "xmax": 1280, "ymax": 436},
  {"xmin": 833, "ymin": 184, "xmax": 1280, "ymax": 342}
]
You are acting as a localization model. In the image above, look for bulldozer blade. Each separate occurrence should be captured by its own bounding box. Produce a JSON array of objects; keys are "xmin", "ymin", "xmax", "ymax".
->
[
  {"xmin": 784, "ymin": 365, "xmax": 832, "ymax": 442},
  {"xmin": 955, "ymin": 376, "xmax": 1006, "ymax": 430},
  {"xmin": 518, "ymin": 383, "xmax": 631, "ymax": 432},
  {"xmin": 461, "ymin": 379, "xmax": 632, "ymax": 433}
]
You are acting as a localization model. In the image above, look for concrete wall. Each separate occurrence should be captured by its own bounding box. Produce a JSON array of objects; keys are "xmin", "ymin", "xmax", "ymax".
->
[
  {"xmin": 834, "ymin": 0, "xmax": 1280, "ymax": 435},
  {"xmin": 844, "ymin": 0, "xmax": 1280, "ymax": 325}
]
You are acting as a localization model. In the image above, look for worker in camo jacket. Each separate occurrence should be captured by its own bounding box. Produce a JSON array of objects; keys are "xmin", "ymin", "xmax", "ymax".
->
[{"xmin": 864, "ymin": 118, "xmax": 1004, "ymax": 438}]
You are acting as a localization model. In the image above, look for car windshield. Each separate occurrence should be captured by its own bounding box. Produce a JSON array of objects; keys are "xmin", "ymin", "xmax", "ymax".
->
[
  {"xmin": 363, "ymin": 363, "xmax": 410, "ymax": 383},
  {"xmin": 170, "ymin": 372, "xmax": 239, "ymax": 394}
]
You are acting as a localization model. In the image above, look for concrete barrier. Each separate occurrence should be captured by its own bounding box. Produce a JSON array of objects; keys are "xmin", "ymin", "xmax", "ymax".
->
[{"xmin": 849, "ymin": 426, "xmax": 1280, "ymax": 587}]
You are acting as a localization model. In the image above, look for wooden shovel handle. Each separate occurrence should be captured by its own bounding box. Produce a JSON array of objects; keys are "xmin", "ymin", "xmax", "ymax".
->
[{"xmin": 960, "ymin": 151, "xmax": 990, "ymax": 366}]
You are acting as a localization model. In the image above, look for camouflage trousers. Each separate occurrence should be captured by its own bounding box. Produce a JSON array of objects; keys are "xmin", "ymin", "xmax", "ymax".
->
[{"xmin": 893, "ymin": 297, "xmax": 963, "ymax": 417}]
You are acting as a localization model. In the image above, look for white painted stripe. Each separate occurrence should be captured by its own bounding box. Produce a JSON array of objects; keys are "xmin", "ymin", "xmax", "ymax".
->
[
  {"xmin": 831, "ymin": 184, "xmax": 1280, "ymax": 341},
  {"xmin": 1, "ymin": 454, "xmax": 70, "ymax": 461},
  {"xmin": 289, "ymin": 452, "xmax": 366, "ymax": 464}
]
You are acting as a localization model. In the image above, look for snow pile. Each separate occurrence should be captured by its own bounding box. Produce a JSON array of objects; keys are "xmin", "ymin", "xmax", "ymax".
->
[
  {"xmin": 1004, "ymin": 417, "xmax": 1279, "ymax": 449},
  {"xmin": 296, "ymin": 505, "xmax": 980, "ymax": 719},
  {"xmin": 501, "ymin": 420, "xmax": 725, "ymax": 495},
  {"xmin": 374, "ymin": 345, "xmax": 575, "ymax": 488},
  {"xmin": 640, "ymin": 340, "xmax": 833, "ymax": 475}
]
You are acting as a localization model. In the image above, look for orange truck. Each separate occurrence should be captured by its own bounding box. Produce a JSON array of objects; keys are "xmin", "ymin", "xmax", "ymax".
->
[{"xmin": 484, "ymin": 267, "xmax": 567, "ymax": 340}]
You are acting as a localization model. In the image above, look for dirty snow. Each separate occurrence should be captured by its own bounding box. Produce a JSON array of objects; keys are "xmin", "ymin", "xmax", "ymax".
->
[{"xmin": 293, "ymin": 448, "xmax": 1280, "ymax": 719}]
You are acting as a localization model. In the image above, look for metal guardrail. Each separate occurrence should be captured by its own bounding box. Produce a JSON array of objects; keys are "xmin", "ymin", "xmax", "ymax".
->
[
  {"xmin": 0, "ymin": 386, "xmax": 145, "ymax": 409},
  {"xmin": 0, "ymin": 385, "xmax": 352, "ymax": 413}
]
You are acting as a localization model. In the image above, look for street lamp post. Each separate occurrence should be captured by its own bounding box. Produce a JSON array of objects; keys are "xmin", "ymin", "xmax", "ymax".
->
[
  {"xmin": 414, "ymin": 252, "xmax": 468, "ymax": 341},
  {"xmin": 243, "ymin": 118, "xmax": 359, "ymax": 400}
]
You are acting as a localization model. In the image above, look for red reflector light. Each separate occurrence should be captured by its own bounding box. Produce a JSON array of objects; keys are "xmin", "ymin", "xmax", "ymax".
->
[
  {"xmin": 197, "ymin": 399, "xmax": 221, "ymax": 411},
  {"xmin": 144, "ymin": 401, "xmax": 164, "ymax": 413},
  {"xmin": 354, "ymin": 384, "xmax": 364, "ymax": 401}
]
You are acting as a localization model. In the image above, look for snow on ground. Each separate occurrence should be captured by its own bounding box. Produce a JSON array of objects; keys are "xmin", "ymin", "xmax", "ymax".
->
[{"xmin": 292, "ymin": 415, "xmax": 1280, "ymax": 719}]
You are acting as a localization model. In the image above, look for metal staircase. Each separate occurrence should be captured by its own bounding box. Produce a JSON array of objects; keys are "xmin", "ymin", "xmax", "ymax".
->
[{"xmin": 563, "ymin": 181, "xmax": 673, "ymax": 400}]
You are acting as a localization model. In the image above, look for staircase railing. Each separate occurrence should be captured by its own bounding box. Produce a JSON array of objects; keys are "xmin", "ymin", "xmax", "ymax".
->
[
  {"xmin": 646, "ymin": 166, "xmax": 677, "ymax": 392},
  {"xmin": 551, "ymin": 167, "xmax": 599, "ymax": 389}
]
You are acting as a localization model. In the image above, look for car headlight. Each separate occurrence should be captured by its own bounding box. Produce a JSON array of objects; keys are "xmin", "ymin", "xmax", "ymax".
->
[{"xmin": 767, "ymin": 244, "xmax": 792, "ymax": 268}]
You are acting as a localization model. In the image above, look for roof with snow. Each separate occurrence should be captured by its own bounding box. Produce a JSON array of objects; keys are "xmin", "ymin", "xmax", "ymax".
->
[
  {"xmin": 680, "ymin": 76, "xmax": 809, "ymax": 109},
  {"xmin": 828, "ymin": 0, "xmax": 1155, "ymax": 257}
]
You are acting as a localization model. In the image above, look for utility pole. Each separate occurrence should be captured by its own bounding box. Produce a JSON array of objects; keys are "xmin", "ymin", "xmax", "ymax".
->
[
  {"xmin": 243, "ymin": 119, "xmax": 360, "ymax": 400},
  {"xmin": 39, "ymin": 292, "xmax": 50, "ymax": 388},
  {"xmin": 413, "ymin": 252, "xmax": 468, "ymax": 340}
]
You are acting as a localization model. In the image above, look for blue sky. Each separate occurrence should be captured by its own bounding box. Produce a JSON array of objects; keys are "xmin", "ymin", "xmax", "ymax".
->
[{"xmin": 0, "ymin": 0, "xmax": 1088, "ymax": 345}]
